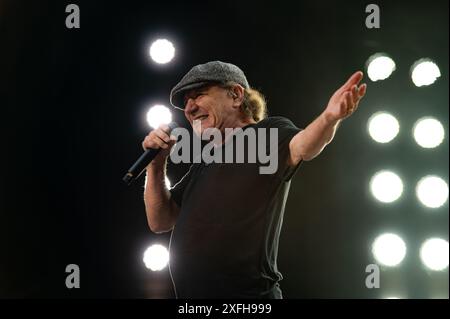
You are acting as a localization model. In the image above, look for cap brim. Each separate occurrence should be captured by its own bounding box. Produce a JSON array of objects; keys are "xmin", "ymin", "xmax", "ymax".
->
[{"xmin": 170, "ymin": 81, "xmax": 215, "ymax": 110}]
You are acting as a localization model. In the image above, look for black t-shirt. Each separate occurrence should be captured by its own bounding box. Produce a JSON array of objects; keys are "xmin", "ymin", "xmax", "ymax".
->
[{"xmin": 169, "ymin": 116, "xmax": 302, "ymax": 298}]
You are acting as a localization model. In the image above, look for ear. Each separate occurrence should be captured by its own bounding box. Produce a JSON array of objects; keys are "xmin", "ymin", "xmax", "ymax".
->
[{"xmin": 230, "ymin": 84, "xmax": 245, "ymax": 109}]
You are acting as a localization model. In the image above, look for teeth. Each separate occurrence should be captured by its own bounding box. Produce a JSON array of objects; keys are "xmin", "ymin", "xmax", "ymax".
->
[{"xmin": 196, "ymin": 115, "xmax": 208, "ymax": 120}]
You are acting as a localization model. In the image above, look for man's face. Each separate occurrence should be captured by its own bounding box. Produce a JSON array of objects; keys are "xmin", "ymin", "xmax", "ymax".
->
[{"xmin": 183, "ymin": 85, "xmax": 235, "ymax": 136}]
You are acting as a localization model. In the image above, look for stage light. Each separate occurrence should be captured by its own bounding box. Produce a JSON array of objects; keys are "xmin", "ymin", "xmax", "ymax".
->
[
  {"xmin": 147, "ymin": 104, "xmax": 172, "ymax": 129},
  {"xmin": 411, "ymin": 59, "xmax": 441, "ymax": 87},
  {"xmin": 149, "ymin": 39, "xmax": 175, "ymax": 64},
  {"xmin": 143, "ymin": 244, "xmax": 170, "ymax": 271},
  {"xmin": 416, "ymin": 176, "xmax": 448, "ymax": 208},
  {"xmin": 413, "ymin": 117, "xmax": 445, "ymax": 149},
  {"xmin": 370, "ymin": 171, "xmax": 403, "ymax": 203},
  {"xmin": 367, "ymin": 112, "xmax": 399, "ymax": 143},
  {"xmin": 420, "ymin": 238, "xmax": 449, "ymax": 271},
  {"xmin": 372, "ymin": 233, "xmax": 407, "ymax": 267},
  {"xmin": 366, "ymin": 53, "xmax": 396, "ymax": 81}
]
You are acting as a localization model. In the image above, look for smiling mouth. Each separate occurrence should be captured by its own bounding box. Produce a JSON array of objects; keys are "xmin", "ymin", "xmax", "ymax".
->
[{"xmin": 193, "ymin": 115, "xmax": 208, "ymax": 121}]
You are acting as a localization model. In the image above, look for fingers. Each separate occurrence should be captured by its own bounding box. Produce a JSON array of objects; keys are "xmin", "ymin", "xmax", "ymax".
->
[
  {"xmin": 338, "ymin": 92, "xmax": 349, "ymax": 113},
  {"xmin": 159, "ymin": 124, "xmax": 171, "ymax": 135},
  {"xmin": 142, "ymin": 134, "xmax": 166, "ymax": 150},
  {"xmin": 331, "ymin": 78, "xmax": 367, "ymax": 120},
  {"xmin": 142, "ymin": 124, "xmax": 175, "ymax": 151},
  {"xmin": 340, "ymin": 90, "xmax": 357, "ymax": 117},
  {"xmin": 154, "ymin": 127, "xmax": 171, "ymax": 144},
  {"xmin": 358, "ymin": 83, "xmax": 367, "ymax": 97},
  {"xmin": 339, "ymin": 71, "xmax": 363, "ymax": 93},
  {"xmin": 346, "ymin": 82, "xmax": 367, "ymax": 107},
  {"xmin": 345, "ymin": 91, "xmax": 353, "ymax": 111},
  {"xmin": 158, "ymin": 124, "xmax": 177, "ymax": 142},
  {"xmin": 351, "ymin": 85, "xmax": 358, "ymax": 104}
]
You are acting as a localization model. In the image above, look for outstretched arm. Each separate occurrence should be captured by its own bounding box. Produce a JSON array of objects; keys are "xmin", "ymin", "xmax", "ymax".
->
[{"xmin": 288, "ymin": 71, "xmax": 367, "ymax": 165}]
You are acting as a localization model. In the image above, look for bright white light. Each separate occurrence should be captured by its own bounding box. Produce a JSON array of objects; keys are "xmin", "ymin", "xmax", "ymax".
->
[
  {"xmin": 367, "ymin": 54, "xmax": 396, "ymax": 81},
  {"xmin": 372, "ymin": 233, "xmax": 407, "ymax": 267},
  {"xmin": 146, "ymin": 104, "xmax": 172, "ymax": 129},
  {"xmin": 413, "ymin": 117, "xmax": 445, "ymax": 149},
  {"xmin": 143, "ymin": 244, "xmax": 170, "ymax": 271},
  {"xmin": 370, "ymin": 171, "xmax": 403, "ymax": 203},
  {"xmin": 165, "ymin": 176, "xmax": 171, "ymax": 189},
  {"xmin": 411, "ymin": 59, "xmax": 441, "ymax": 87},
  {"xmin": 420, "ymin": 238, "xmax": 449, "ymax": 271},
  {"xmin": 149, "ymin": 39, "xmax": 175, "ymax": 64},
  {"xmin": 416, "ymin": 176, "xmax": 448, "ymax": 208},
  {"xmin": 367, "ymin": 112, "xmax": 400, "ymax": 143}
]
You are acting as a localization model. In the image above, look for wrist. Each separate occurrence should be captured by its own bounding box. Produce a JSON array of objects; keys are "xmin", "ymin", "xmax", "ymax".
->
[
  {"xmin": 322, "ymin": 110, "xmax": 341, "ymax": 127},
  {"xmin": 146, "ymin": 157, "xmax": 167, "ymax": 173}
]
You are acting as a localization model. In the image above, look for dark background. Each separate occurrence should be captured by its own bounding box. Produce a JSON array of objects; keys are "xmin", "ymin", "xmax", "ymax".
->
[{"xmin": 0, "ymin": 0, "xmax": 448, "ymax": 298}]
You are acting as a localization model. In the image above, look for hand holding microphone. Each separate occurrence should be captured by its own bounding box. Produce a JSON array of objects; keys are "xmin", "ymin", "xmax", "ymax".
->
[
  {"xmin": 123, "ymin": 122, "xmax": 178, "ymax": 185},
  {"xmin": 142, "ymin": 123, "xmax": 177, "ymax": 157}
]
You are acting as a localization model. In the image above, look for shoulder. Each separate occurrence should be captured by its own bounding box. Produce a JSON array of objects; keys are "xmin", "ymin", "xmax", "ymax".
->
[
  {"xmin": 255, "ymin": 116, "xmax": 302, "ymax": 146},
  {"xmin": 256, "ymin": 116, "xmax": 299, "ymax": 129}
]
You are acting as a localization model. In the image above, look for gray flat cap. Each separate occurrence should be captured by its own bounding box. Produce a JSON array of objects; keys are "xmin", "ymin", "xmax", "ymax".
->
[{"xmin": 170, "ymin": 61, "xmax": 250, "ymax": 109}]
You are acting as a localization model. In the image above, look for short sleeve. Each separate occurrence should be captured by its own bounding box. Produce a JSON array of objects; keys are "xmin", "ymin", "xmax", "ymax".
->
[{"xmin": 262, "ymin": 116, "xmax": 303, "ymax": 181}]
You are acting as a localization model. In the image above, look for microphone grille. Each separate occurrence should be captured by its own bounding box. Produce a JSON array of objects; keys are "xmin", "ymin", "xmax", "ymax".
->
[{"xmin": 168, "ymin": 121, "xmax": 179, "ymax": 131}]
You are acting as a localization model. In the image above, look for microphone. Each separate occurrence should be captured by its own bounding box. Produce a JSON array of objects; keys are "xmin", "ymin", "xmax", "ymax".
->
[{"xmin": 123, "ymin": 122, "xmax": 178, "ymax": 185}]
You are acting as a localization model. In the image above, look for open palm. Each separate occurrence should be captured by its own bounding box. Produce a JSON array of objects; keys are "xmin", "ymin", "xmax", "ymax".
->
[{"xmin": 325, "ymin": 71, "xmax": 367, "ymax": 122}]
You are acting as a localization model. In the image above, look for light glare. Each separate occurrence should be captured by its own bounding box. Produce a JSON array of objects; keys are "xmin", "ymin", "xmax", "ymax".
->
[
  {"xmin": 372, "ymin": 233, "xmax": 407, "ymax": 267},
  {"xmin": 411, "ymin": 59, "xmax": 441, "ymax": 87},
  {"xmin": 420, "ymin": 238, "xmax": 449, "ymax": 271},
  {"xmin": 367, "ymin": 112, "xmax": 400, "ymax": 143},
  {"xmin": 367, "ymin": 54, "xmax": 396, "ymax": 81},
  {"xmin": 370, "ymin": 171, "xmax": 404, "ymax": 203},
  {"xmin": 416, "ymin": 176, "xmax": 448, "ymax": 208},
  {"xmin": 143, "ymin": 244, "xmax": 170, "ymax": 271},
  {"xmin": 165, "ymin": 176, "xmax": 171, "ymax": 189},
  {"xmin": 146, "ymin": 104, "xmax": 172, "ymax": 129},
  {"xmin": 413, "ymin": 117, "xmax": 445, "ymax": 149},
  {"xmin": 149, "ymin": 39, "xmax": 175, "ymax": 64}
]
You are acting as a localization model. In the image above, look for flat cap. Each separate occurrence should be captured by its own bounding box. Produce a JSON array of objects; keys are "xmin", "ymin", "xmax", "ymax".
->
[{"xmin": 170, "ymin": 61, "xmax": 250, "ymax": 109}]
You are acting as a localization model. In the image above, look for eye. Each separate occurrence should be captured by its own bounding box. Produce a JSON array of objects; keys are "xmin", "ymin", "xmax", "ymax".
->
[{"xmin": 184, "ymin": 91, "xmax": 206, "ymax": 105}]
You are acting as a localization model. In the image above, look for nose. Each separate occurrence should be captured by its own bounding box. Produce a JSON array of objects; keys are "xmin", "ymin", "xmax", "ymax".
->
[{"xmin": 184, "ymin": 98, "xmax": 198, "ymax": 119}]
